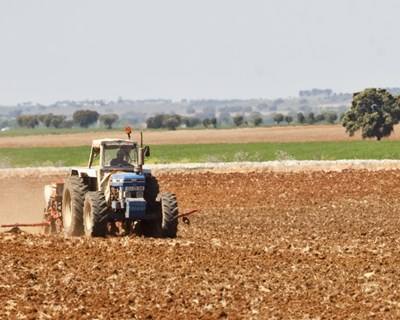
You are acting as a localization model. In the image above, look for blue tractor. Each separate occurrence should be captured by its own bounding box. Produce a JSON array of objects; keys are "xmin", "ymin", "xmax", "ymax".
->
[{"xmin": 60, "ymin": 134, "xmax": 178, "ymax": 237}]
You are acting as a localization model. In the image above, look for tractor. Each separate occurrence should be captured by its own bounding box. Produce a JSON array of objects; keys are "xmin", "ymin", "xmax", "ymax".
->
[{"xmin": 43, "ymin": 131, "xmax": 179, "ymax": 237}]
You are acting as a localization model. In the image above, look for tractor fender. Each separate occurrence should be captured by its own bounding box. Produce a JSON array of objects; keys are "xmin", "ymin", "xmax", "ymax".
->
[{"xmin": 70, "ymin": 168, "xmax": 97, "ymax": 178}]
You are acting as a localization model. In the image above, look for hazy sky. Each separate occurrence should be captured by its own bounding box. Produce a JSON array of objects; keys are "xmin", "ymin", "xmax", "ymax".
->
[{"xmin": 1, "ymin": 0, "xmax": 400, "ymax": 104}]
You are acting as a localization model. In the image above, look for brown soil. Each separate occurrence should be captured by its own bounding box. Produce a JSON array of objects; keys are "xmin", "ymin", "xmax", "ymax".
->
[
  {"xmin": 2, "ymin": 170, "xmax": 400, "ymax": 318},
  {"xmin": 2, "ymin": 124, "xmax": 400, "ymax": 148}
]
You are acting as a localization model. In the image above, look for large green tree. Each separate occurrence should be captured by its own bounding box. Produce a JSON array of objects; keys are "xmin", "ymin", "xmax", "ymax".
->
[{"xmin": 342, "ymin": 88, "xmax": 400, "ymax": 140}]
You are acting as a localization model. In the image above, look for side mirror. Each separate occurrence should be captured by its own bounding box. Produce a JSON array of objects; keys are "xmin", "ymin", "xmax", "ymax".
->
[{"xmin": 144, "ymin": 146, "xmax": 150, "ymax": 157}]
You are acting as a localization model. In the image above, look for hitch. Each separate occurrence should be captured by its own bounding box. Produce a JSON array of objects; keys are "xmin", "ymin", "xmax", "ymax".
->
[
  {"xmin": 1, "ymin": 222, "xmax": 50, "ymax": 233},
  {"xmin": 176, "ymin": 209, "xmax": 199, "ymax": 225},
  {"xmin": 1, "ymin": 222, "xmax": 50, "ymax": 228}
]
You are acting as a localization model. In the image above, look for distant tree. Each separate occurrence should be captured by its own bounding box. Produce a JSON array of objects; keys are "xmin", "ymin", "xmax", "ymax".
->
[
  {"xmin": 16, "ymin": 115, "xmax": 23, "ymax": 127},
  {"xmin": 201, "ymin": 117, "xmax": 217, "ymax": 128},
  {"xmin": 27, "ymin": 115, "xmax": 39, "ymax": 128},
  {"xmin": 248, "ymin": 112, "xmax": 262, "ymax": 127},
  {"xmin": 16, "ymin": 115, "xmax": 39, "ymax": 128},
  {"xmin": 202, "ymin": 118, "xmax": 211, "ymax": 128},
  {"xmin": 183, "ymin": 117, "xmax": 201, "ymax": 128},
  {"xmin": 315, "ymin": 114, "xmax": 325, "ymax": 122},
  {"xmin": 324, "ymin": 112, "xmax": 338, "ymax": 124},
  {"xmin": 210, "ymin": 117, "xmax": 217, "ymax": 128},
  {"xmin": 146, "ymin": 114, "xmax": 164, "ymax": 129},
  {"xmin": 100, "ymin": 113, "xmax": 119, "ymax": 129},
  {"xmin": 60, "ymin": 120, "xmax": 74, "ymax": 128},
  {"xmin": 163, "ymin": 115, "xmax": 181, "ymax": 130},
  {"xmin": 253, "ymin": 116, "xmax": 263, "ymax": 126},
  {"xmin": 73, "ymin": 110, "xmax": 99, "ymax": 128},
  {"xmin": 306, "ymin": 112, "xmax": 316, "ymax": 124},
  {"xmin": 38, "ymin": 113, "xmax": 53, "ymax": 128},
  {"xmin": 146, "ymin": 114, "xmax": 182, "ymax": 130},
  {"xmin": 342, "ymin": 88, "xmax": 400, "ymax": 140},
  {"xmin": 33, "ymin": 113, "xmax": 68, "ymax": 128},
  {"xmin": 233, "ymin": 115, "xmax": 244, "ymax": 127},
  {"xmin": 284, "ymin": 115, "xmax": 293, "ymax": 124},
  {"xmin": 50, "ymin": 115, "xmax": 67, "ymax": 128},
  {"xmin": 272, "ymin": 113, "xmax": 284, "ymax": 125},
  {"xmin": 297, "ymin": 112, "xmax": 305, "ymax": 124}
]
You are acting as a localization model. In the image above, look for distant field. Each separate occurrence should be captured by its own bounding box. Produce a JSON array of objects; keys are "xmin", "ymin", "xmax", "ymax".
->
[
  {"xmin": 1, "ymin": 140, "xmax": 400, "ymax": 167},
  {"xmin": 0, "ymin": 127, "xmax": 112, "ymax": 137},
  {"xmin": 3, "ymin": 125, "xmax": 400, "ymax": 148}
]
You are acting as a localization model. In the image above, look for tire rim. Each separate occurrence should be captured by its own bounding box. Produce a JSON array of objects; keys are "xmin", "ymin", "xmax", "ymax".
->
[
  {"xmin": 83, "ymin": 201, "xmax": 93, "ymax": 236},
  {"xmin": 63, "ymin": 190, "xmax": 72, "ymax": 229}
]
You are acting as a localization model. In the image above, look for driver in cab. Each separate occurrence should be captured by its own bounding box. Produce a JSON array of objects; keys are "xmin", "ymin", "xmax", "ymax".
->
[{"xmin": 110, "ymin": 149, "xmax": 131, "ymax": 167}]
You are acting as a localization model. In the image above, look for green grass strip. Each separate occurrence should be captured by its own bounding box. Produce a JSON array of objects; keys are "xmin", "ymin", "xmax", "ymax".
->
[{"xmin": 0, "ymin": 141, "xmax": 399, "ymax": 167}]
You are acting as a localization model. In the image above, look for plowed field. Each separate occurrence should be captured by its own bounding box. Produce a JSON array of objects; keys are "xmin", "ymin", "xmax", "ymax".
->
[{"xmin": 2, "ymin": 169, "xmax": 400, "ymax": 318}]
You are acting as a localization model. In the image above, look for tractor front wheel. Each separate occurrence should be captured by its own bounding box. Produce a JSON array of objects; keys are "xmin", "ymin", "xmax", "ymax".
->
[{"xmin": 83, "ymin": 192, "xmax": 108, "ymax": 237}]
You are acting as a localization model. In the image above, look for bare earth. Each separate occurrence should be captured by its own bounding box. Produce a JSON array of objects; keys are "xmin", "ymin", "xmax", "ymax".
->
[
  {"xmin": 2, "ymin": 124, "xmax": 400, "ymax": 148},
  {"xmin": 2, "ymin": 167, "xmax": 400, "ymax": 318}
]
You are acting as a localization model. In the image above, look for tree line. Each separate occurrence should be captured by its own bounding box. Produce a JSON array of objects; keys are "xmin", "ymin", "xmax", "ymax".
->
[
  {"xmin": 272, "ymin": 111, "xmax": 338, "ymax": 125},
  {"xmin": 146, "ymin": 111, "xmax": 339, "ymax": 130},
  {"xmin": 16, "ymin": 109, "xmax": 341, "ymax": 131},
  {"xmin": 17, "ymin": 110, "xmax": 119, "ymax": 129},
  {"xmin": 146, "ymin": 114, "xmax": 220, "ymax": 130}
]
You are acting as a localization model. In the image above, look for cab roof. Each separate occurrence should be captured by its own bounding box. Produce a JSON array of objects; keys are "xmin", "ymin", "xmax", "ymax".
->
[{"xmin": 91, "ymin": 139, "xmax": 136, "ymax": 149}]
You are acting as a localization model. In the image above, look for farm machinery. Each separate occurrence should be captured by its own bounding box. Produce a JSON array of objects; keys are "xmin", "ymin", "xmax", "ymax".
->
[{"xmin": 36, "ymin": 130, "xmax": 195, "ymax": 237}]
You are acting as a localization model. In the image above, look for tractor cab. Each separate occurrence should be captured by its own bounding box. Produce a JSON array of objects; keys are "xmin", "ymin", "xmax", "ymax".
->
[
  {"xmin": 87, "ymin": 138, "xmax": 150, "ymax": 187},
  {"xmin": 89, "ymin": 139, "xmax": 136, "ymax": 169}
]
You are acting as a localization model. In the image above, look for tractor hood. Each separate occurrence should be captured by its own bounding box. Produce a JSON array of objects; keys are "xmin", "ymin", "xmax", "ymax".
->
[{"xmin": 110, "ymin": 172, "xmax": 146, "ymax": 187}]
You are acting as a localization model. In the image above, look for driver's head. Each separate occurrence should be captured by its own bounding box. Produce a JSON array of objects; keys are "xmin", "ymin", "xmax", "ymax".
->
[{"xmin": 116, "ymin": 149, "xmax": 125, "ymax": 160}]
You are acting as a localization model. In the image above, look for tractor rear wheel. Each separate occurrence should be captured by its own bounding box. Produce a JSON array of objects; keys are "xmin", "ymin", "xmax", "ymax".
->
[
  {"xmin": 62, "ymin": 176, "xmax": 87, "ymax": 236},
  {"xmin": 144, "ymin": 175, "xmax": 160, "ymax": 211},
  {"xmin": 160, "ymin": 192, "xmax": 179, "ymax": 238},
  {"xmin": 141, "ymin": 175, "xmax": 161, "ymax": 236},
  {"xmin": 141, "ymin": 192, "xmax": 179, "ymax": 238},
  {"xmin": 83, "ymin": 192, "xmax": 108, "ymax": 237}
]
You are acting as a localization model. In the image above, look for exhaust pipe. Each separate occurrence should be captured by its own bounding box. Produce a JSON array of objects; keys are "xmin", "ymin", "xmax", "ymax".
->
[{"xmin": 136, "ymin": 131, "xmax": 144, "ymax": 173}]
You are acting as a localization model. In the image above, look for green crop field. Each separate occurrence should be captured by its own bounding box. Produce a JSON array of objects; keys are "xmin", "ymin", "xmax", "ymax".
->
[{"xmin": 0, "ymin": 140, "xmax": 399, "ymax": 167}]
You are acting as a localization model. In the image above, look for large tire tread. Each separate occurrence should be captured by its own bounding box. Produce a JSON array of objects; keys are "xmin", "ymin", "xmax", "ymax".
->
[
  {"xmin": 160, "ymin": 192, "xmax": 179, "ymax": 238},
  {"xmin": 144, "ymin": 175, "xmax": 160, "ymax": 210},
  {"xmin": 141, "ymin": 175, "xmax": 161, "ymax": 237},
  {"xmin": 84, "ymin": 191, "xmax": 108, "ymax": 237},
  {"xmin": 62, "ymin": 176, "xmax": 88, "ymax": 236}
]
